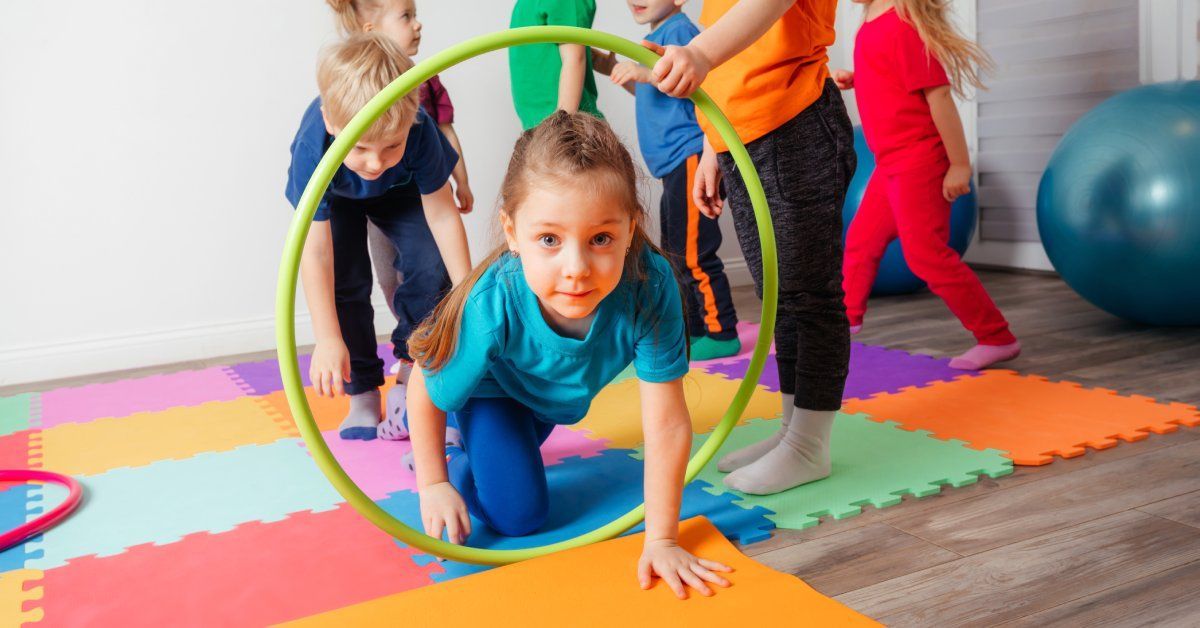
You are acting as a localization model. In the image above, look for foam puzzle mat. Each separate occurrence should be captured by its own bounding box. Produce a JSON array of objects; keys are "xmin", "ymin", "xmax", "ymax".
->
[
  {"xmin": 641, "ymin": 414, "xmax": 1013, "ymax": 530},
  {"xmin": 285, "ymin": 517, "xmax": 880, "ymax": 627},
  {"xmin": 0, "ymin": 323, "xmax": 1194, "ymax": 625},
  {"xmin": 844, "ymin": 370, "xmax": 1200, "ymax": 465}
]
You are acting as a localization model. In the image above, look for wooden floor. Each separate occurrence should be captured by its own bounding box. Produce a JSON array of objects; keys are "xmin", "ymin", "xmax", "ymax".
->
[
  {"xmin": 728, "ymin": 270, "xmax": 1200, "ymax": 626},
  {"xmin": 4, "ymin": 270, "xmax": 1199, "ymax": 625}
]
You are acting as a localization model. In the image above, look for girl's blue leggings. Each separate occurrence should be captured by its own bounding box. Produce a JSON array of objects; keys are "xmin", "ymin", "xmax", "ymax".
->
[{"xmin": 448, "ymin": 397, "xmax": 555, "ymax": 537}]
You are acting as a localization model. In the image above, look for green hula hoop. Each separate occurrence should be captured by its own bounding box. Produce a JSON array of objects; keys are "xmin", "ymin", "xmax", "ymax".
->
[{"xmin": 276, "ymin": 26, "xmax": 777, "ymax": 565}]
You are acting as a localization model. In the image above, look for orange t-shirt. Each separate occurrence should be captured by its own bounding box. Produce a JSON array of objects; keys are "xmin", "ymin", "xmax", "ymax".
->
[{"xmin": 697, "ymin": 0, "xmax": 837, "ymax": 152}]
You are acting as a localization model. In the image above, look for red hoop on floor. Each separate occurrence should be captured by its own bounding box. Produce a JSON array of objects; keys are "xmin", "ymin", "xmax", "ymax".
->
[{"xmin": 0, "ymin": 469, "xmax": 83, "ymax": 552}]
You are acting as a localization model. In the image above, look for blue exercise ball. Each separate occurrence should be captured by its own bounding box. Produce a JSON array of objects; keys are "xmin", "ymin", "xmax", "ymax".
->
[
  {"xmin": 1038, "ymin": 81, "xmax": 1200, "ymax": 326},
  {"xmin": 842, "ymin": 126, "xmax": 978, "ymax": 296}
]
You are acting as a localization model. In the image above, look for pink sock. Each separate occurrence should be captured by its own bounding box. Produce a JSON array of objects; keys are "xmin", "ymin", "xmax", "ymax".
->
[
  {"xmin": 949, "ymin": 341, "xmax": 1021, "ymax": 370},
  {"xmin": 849, "ymin": 324, "xmax": 863, "ymax": 335}
]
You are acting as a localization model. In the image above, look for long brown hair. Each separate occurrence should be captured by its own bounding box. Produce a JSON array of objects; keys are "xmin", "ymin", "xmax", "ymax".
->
[
  {"xmin": 409, "ymin": 111, "xmax": 680, "ymax": 371},
  {"xmin": 893, "ymin": 0, "xmax": 994, "ymax": 97}
]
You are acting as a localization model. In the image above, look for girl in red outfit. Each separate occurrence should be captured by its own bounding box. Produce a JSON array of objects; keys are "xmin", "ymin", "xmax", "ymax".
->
[{"xmin": 835, "ymin": 0, "xmax": 1019, "ymax": 370}]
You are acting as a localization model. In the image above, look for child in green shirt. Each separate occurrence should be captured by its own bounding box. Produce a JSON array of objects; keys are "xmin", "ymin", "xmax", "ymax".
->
[{"xmin": 508, "ymin": 0, "xmax": 605, "ymax": 129}]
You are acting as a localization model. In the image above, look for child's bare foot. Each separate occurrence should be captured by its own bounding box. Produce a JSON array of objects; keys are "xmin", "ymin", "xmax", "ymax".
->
[
  {"xmin": 949, "ymin": 341, "xmax": 1021, "ymax": 370},
  {"xmin": 849, "ymin": 324, "xmax": 862, "ymax": 335}
]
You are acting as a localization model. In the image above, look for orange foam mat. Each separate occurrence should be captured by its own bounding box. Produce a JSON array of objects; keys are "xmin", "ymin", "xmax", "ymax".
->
[
  {"xmin": 844, "ymin": 370, "xmax": 1200, "ymax": 466},
  {"xmin": 258, "ymin": 380, "xmax": 403, "ymax": 434},
  {"xmin": 283, "ymin": 517, "xmax": 878, "ymax": 627}
]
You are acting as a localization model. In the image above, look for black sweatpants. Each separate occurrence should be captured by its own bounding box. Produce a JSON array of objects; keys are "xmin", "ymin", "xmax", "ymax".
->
[
  {"xmin": 717, "ymin": 80, "xmax": 857, "ymax": 411},
  {"xmin": 660, "ymin": 153, "xmax": 739, "ymax": 341}
]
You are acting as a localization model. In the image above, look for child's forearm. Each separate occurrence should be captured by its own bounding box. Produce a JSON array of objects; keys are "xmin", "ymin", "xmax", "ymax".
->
[
  {"xmin": 557, "ymin": 44, "xmax": 587, "ymax": 113},
  {"xmin": 422, "ymin": 184, "xmax": 472, "ymax": 284},
  {"xmin": 592, "ymin": 48, "xmax": 617, "ymax": 76},
  {"xmin": 299, "ymin": 221, "xmax": 343, "ymax": 344},
  {"xmin": 926, "ymin": 86, "xmax": 971, "ymax": 167},
  {"xmin": 408, "ymin": 366, "xmax": 451, "ymax": 488},
  {"xmin": 640, "ymin": 380, "xmax": 692, "ymax": 544},
  {"xmin": 687, "ymin": 0, "xmax": 795, "ymax": 69},
  {"xmin": 439, "ymin": 123, "xmax": 470, "ymax": 189}
]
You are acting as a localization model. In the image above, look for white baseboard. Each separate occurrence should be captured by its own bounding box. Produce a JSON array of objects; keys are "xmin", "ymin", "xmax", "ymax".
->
[
  {"xmin": 1, "ymin": 261, "xmax": 756, "ymax": 388},
  {"xmin": 723, "ymin": 257, "xmax": 754, "ymax": 287},
  {"xmin": 0, "ymin": 297, "xmax": 398, "ymax": 388},
  {"xmin": 964, "ymin": 240, "xmax": 1055, "ymax": 272}
]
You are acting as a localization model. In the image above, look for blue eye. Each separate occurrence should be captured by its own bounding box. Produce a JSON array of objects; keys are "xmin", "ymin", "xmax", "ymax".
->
[
  {"xmin": 538, "ymin": 234, "xmax": 560, "ymax": 247},
  {"xmin": 592, "ymin": 233, "xmax": 614, "ymax": 246}
]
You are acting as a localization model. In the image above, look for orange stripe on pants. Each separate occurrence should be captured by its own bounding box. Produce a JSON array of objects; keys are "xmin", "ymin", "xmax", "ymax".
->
[{"xmin": 685, "ymin": 155, "xmax": 723, "ymax": 334}]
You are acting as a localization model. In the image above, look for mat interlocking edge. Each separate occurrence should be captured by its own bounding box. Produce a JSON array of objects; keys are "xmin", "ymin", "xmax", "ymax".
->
[
  {"xmin": 30, "ymin": 397, "xmax": 295, "ymax": 477},
  {"xmin": 26, "ymin": 503, "xmax": 443, "ymax": 627},
  {"xmin": 24, "ymin": 439, "xmax": 345, "ymax": 569},
  {"xmin": 568, "ymin": 368, "xmax": 782, "ymax": 448},
  {"xmin": 844, "ymin": 370, "xmax": 1200, "ymax": 465},
  {"xmin": 0, "ymin": 569, "xmax": 42, "ymax": 626},
  {"xmin": 703, "ymin": 342, "xmax": 979, "ymax": 400},
  {"xmin": 282, "ymin": 517, "xmax": 880, "ymax": 627},
  {"xmin": 644, "ymin": 413, "xmax": 1013, "ymax": 530},
  {"xmin": 390, "ymin": 449, "xmax": 776, "ymax": 582}
]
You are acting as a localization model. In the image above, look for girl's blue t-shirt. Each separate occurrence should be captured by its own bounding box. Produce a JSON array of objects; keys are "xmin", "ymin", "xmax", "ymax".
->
[{"xmin": 423, "ymin": 249, "xmax": 689, "ymax": 424}]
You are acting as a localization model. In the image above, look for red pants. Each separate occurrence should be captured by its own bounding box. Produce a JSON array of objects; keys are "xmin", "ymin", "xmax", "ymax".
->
[{"xmin": 842, "ymin": 164, "xmax": 1016, "ymax": 345}]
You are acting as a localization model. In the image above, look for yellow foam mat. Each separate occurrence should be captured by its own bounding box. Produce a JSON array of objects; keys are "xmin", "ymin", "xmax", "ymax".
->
[
  {"xmin": 0, "ymin": 570, "xmax": 42, "ymax": 626},
  {"xmin": 33, "ymin": 397, "xmax": 294, "ymax": 475},
  {"xmin": 570, "ymin": 369, "xmax": 780, "ymax": 447},
  {"xmin": 282, "ymin": 517, "xmax": 878, "ymax": 626}
]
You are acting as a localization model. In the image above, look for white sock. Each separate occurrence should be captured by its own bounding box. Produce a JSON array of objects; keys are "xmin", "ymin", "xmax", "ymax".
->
[
  {"xmin": 338, "ymin": 389, "xmax": 381, "ymax": 440},
  {"xmin": 377, "ymin": 383, "xmax": 409, "ymax": 440},
  {"xmin": 377, "ymin": 361, "xmax": 416, "ymax": 441},
  {"xmin": 716, "ymin": 394, "xmax": 795, "ymax": 473},
  {"xmin": 723, "ymin": 407, "xmax": 834, "ymax": 495}
]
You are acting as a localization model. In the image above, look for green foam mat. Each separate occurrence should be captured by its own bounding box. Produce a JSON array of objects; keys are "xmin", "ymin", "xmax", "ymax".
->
[
  {"xmin": 0, "ymin": 393, "xmax": 34, "ymax": 436},
  {"xmin": 641, "ymin": 413, "xmax": 1013, "ymax": 530}
]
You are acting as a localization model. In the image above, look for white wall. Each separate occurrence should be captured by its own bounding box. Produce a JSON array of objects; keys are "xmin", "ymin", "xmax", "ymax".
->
[{"xmin": 0, "ymin": 1, "xmax": 759, "ymax": 386}]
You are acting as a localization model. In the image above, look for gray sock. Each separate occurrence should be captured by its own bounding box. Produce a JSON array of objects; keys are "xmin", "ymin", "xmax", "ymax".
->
[
  {"xmin": 717, "ymin": 393, "xmax": 795, "ymax": 472},
  {"xmin": 723, "ymin": 407, "xmax": 834, "ymax": 495},
  {"xmin": 338, "ymin": 389, "xmax": 381, "ymax": 440}
]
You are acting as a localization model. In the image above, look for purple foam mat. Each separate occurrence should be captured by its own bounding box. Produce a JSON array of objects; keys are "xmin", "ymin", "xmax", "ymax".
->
[
  {"xmin": 225, "ymin": 345, "xmax": 400, "ymax": 396},
  {"xmin": 704, "ymin": 343, "xmax": 977, "ymax": 400}
]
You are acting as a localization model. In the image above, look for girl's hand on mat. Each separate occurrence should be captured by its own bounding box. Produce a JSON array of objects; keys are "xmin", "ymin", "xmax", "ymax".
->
[
  {"xmin": 694, "ymin": 148, "xmax": 724, "ymax": 218},
  {"xmin": 310, "ymin": 340, "xmax": 351, "ymax": 397},
  {"xmin": 832, "ymin": 68, "xmax": 855, "ymax": 90},
  {"xmin": 943, "ymin": 163, "xmax": 972, "ymax": 202},
  {"xmin": 419, "ymin": 482, "xmax": 471, "ymax": 545},
  {"xmin": 639, "ymin": 539, "xmax": 733, "ymax": 599},
  {"xmin": 643, "ymin": 41, "xmax": 712, "ymax": 99},
  {"xmin": 610, "ymin": 61, "xmax": 649, "ymax": 87}
]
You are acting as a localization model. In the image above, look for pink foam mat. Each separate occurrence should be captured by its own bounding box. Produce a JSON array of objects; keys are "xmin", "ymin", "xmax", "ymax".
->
[
  {"xmin": 315, "ymin": 424, "xmax": 611, "ymax": 499},
  {"xmin": 38, "ymin": 367, "xmax": 249, "ymax": 429},
  {"xmin": 35, "ymin": 503, "xmax": 442, "ymax": 627}
]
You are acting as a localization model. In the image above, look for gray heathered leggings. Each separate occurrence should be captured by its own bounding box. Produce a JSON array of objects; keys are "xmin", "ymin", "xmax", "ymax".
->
[{"xmin": 718, "ymin": 80, "xmax": 857, "ymax": 411}]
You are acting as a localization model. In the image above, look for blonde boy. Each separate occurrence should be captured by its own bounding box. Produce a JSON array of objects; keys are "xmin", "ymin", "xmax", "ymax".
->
[{"xmin": 285, "ymin": 33, "xmax": 470, "ymax": 441}]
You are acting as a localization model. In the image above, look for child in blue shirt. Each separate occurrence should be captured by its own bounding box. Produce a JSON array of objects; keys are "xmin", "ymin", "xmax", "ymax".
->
[
  {"xmin": 405, "ymin": 112, "xmax": 732, "ymax": 599},
  {"xmin": 285, "ymin": 33, "xmax": 471, "ymax": 441},
  {"xmin": 593, "ymin": 1, "xmax": 740, "ymax": 361}
]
